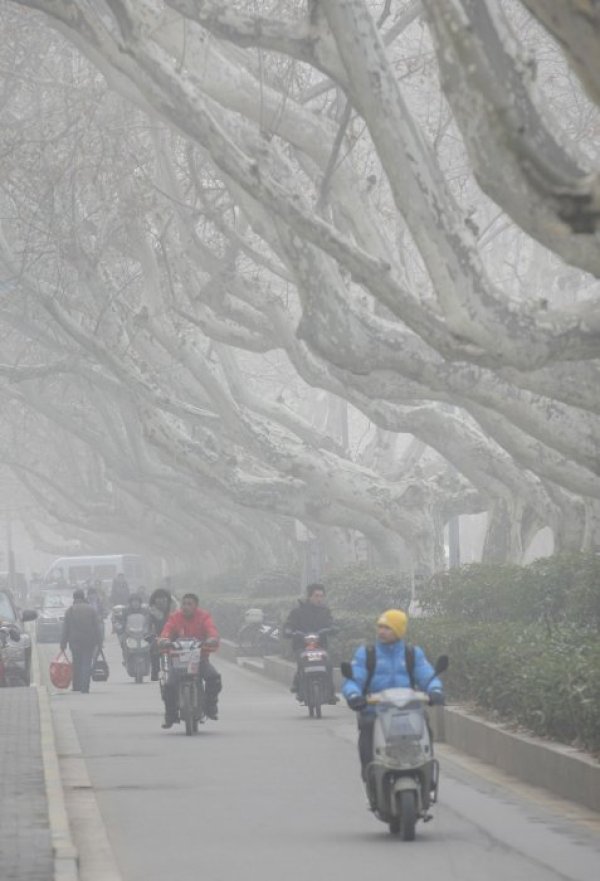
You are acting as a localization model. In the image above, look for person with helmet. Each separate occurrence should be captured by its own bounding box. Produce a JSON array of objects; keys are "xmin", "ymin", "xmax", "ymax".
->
[
  {"xmin": 342, "ymin": 609, "xmax": 444, "ymax": 780},
  {"xmin": 159, "ymin": 593, "xmax": 222, "ymax": 727}
]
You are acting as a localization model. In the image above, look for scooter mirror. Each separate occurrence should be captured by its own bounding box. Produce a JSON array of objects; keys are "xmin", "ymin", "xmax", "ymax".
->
[
  {"xmin": 340, "ymin": 661, "xmax": 353, "ymax": 679},
  {"xmin": 434, "ymin": 654, "xmax": 449, "ymax": 675}
]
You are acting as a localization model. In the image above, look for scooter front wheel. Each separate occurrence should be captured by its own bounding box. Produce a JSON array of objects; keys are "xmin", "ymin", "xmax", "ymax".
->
[
  {"xmin": 395, "ymin": 790, "xmax": 417, "ymax": 841},
  {"xmin": 181, "ymin": 682, "xmax": 197, "ymax": 736},
  {"xmin": 306, "ymin": 678, "xmax": 322, "ymax": 719}
]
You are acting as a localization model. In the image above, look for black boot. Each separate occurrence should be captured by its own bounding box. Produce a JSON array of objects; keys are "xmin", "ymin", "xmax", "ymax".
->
[{"xmin": 205, "ymin": 702, "xmax": 218, "ymax": 721}]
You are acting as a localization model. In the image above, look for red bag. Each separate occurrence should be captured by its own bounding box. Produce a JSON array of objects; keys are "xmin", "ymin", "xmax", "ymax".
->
[{"xmin": 49, "ymin": 651, "xmax": 72, "ymax": 690}]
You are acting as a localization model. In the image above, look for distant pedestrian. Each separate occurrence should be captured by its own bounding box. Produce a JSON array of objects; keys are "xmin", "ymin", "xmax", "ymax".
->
[
  {"xmin": 110, "ymin": 572, "xmax": 130, "ymax": 607},
  {"xmin": 60, "ymin": 589, "xmax": 103, "ymax": 693}
]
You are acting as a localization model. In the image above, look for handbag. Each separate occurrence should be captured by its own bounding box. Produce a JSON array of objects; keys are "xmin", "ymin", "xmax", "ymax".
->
[
  {"xmin": 91, "ymin": 648, "xmax": 110, "ymax": 682},
  {"xmin": 49, "ymin": 651, "xmax": 73, "ymax": 690}
]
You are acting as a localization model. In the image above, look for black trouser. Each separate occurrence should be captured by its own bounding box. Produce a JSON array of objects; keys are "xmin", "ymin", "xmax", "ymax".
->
[
  {"xmin": 163, "ymin": 659, "xmax": 222, "ymax": 719},
  {"xmin": 150, "ymin": 646, "xmax": 160, "ymax": 680},
  {"xmin": 357, "ymin": 712, "xmax": 375, "ymax": 780},
  {"xmin": 71, "ymin": 644, "xmax": 97, "ymax": 693}
]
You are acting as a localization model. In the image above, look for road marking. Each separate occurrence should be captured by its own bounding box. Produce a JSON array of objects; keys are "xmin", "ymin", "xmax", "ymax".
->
[{"xmin": 33, "ymin": 635, "xmax": 79, "ymax": 881}]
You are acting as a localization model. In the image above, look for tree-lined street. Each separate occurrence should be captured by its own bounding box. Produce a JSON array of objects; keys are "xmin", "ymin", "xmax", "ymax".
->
[
  {"xmin": 38, "ymin": 636, "xmax": 600, "ymax": 881},
  {"xmin": 1, "ymin": 1, "xmax": 599, "ymax": 573}
]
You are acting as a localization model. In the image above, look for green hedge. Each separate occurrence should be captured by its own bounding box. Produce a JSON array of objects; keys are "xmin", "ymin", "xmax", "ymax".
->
[
  {"xmin": 419, "ymin": 554, "xmax": 600, "ymax": 630},
  {"xmin": 408, "ymin": 619, "xmax": 600, "ymax": 753},
  {"xmin": 323, "ymin": 564, "xmax": 412, "ymax": 614}
]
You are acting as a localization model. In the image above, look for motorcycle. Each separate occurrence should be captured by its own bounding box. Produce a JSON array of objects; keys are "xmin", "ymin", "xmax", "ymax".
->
[
  {"xmin": 160, "ymin": 637, "xmax": 206, "ymax": 736},
  {"xmin": 237, "ymin": 608, "xmax": 280, "ymax": 657},
  {"xmin": 294, "ymin": 628, "xmax": 335, "ymax": 720},
  {"xmin": 341, "ymin": 655, "xmax": 448, "ymax": 840},
  {"xmin": 122, "ymin": 611, "xmax": 151, "ymax": 684}
]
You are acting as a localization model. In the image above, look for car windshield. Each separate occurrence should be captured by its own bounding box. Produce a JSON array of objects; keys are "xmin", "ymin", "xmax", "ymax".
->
[
  {"xmin": 43, "ymin": 594, "xmax": 71, "ymax": 609},
  {"xmin": 0, "ymin": 592, "xmax": 16, "ymax": 623}
]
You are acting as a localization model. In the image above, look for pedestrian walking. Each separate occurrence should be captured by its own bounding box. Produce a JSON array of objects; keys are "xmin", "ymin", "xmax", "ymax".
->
[{"xmin": 60, "ymin": 589, "xmax": 103, "ymax": 693}]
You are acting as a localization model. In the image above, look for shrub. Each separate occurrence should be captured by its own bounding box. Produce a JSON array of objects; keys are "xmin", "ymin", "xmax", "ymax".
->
[
  {"xmin": 408, "ymin": 618, "xmax": 600, "ymax": 753},
  {"xmin": 324, "ymin": 564, "xmax": 412, "ymax": 614},
  {"xmin": 418, "ymin": 553, "xmax": 600, "ymax": 631}
]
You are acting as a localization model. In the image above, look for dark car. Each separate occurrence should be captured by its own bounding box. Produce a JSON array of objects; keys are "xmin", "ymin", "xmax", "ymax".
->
[
  {"xmin": 0, "ymin": 589, "xmax": 38, "ymax": 686},
  {"xmin": 35, "ymin": 591, "xmax": 72, "ymax": 644}
]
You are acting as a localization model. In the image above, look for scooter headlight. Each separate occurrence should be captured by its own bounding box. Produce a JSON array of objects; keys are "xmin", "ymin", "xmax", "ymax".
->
[{"xmin": 126, "ymin": 636, "xmax": 140, "ymax": 649}]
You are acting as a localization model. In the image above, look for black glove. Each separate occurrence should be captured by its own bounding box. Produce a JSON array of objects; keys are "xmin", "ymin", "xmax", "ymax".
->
[
  {"xmin": 347, "ymin": 694, "xmax": 367, "ymax": 711},
  {"xmin": 429, "ymin": 690, "xmax": 445, "ymax": 706}
]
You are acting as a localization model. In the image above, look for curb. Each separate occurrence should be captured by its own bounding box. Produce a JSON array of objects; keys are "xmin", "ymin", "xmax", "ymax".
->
[{"xmin": 32, "ymin": 638, "xmax": 79, "ymax": 881}]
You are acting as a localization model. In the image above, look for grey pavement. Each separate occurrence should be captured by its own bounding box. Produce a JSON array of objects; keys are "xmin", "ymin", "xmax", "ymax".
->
[
  {"xmin": 0, "ymin": 688, "xmax": 53, "ymax": 881},
  {"xmin": 40, "ymin": 634, "xmax": 600, "ymax": 881}
]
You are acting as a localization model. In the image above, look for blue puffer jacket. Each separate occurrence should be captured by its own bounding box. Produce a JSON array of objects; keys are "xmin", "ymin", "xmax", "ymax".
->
[{"xmin": 342, "ymin": 640, "xmax": 442, "ymax": 703}]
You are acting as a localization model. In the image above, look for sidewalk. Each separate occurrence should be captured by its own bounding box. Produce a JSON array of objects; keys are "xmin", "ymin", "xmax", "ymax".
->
[{"xmin": 0, "ymin": 688, "xmax": 54, "ymax": 881}]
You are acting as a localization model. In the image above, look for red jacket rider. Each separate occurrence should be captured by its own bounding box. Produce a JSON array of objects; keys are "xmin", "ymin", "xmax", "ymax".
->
[{"xmin": 160, "ymin": 606, "xmax": 219, "ymax": 655}]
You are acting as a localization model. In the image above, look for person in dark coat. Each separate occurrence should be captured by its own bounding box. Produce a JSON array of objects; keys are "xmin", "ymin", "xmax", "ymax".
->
[
  {"xmin": 110, "ymin": 573, "xmax": 130, "ymax": 607},
  {"xmin": 148, "ymin": 587, "xmax": 174, "ymax": 681},
  {"xmin": 283, "ymin": 583, "xmax": 337, "ymax": 703},
  {"xmin": 60, "ymin": 589, "xmax": 103, "ymax": 693}
]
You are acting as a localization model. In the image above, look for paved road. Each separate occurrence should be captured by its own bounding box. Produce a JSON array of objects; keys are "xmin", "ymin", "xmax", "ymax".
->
[{"xmin": 40, "ymin": 635, "xmax": 600, "ymax": 881}]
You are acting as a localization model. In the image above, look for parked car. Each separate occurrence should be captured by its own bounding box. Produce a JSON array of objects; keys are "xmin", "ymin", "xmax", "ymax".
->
[
  {"xmin": 0, "ymin": 589, "xmax": 37, "ymax": 686},
  {"xmin": 35, "ymin": 591, "xmax": 72, "ymax": 644}
]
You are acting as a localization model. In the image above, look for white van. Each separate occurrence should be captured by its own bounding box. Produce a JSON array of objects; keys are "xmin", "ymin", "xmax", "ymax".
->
[{"xmin": 43, "ymin": 554, "xmax": 148, "ymax": 591}]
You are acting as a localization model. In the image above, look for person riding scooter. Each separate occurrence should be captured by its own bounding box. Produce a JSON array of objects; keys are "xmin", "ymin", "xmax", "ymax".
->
[
  {"xmin": 148, "ymin": 587, "xmax": 175, "ymax": 681},
  {"xmin": 283, "ymin": 583, "xmax": 337, "ymax": 704},
  {"xmin": 342, "ymin": 609, "xmax": 444, "ymax": 781},
  {"xmin": 159, "ymin": 593, "xmax": 221, "ymax": 727},
  {"xmin": 116, "ymin": 593, "xmax": 146, "ymax": 660}
]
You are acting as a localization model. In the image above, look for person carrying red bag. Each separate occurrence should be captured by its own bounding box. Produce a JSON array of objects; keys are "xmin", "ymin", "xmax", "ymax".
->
[{"xmin": 60, "ymin": 589, "xmax": 103, "ymax": 693}]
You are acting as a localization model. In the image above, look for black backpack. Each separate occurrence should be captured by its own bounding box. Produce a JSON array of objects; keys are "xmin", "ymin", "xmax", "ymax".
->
[{"xmin": 362, "ymin": 643, "xmax": 415, "ymax": 695}]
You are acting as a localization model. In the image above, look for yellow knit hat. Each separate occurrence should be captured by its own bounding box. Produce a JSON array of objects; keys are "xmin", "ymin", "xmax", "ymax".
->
[{"xmin": 377, "ymin": 609, "xmax": 408, "ymax": 639}]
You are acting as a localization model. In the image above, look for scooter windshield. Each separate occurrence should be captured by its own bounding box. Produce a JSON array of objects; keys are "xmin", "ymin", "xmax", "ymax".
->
[{"xmin": 379, "ymin": 707, "xmax": 424, "ymax": 741}]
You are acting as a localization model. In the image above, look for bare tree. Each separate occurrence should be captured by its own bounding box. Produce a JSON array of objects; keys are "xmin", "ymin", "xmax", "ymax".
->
[{"xmin": 1, "ymin": 0, "xmax": 599, "ymax": 570}]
